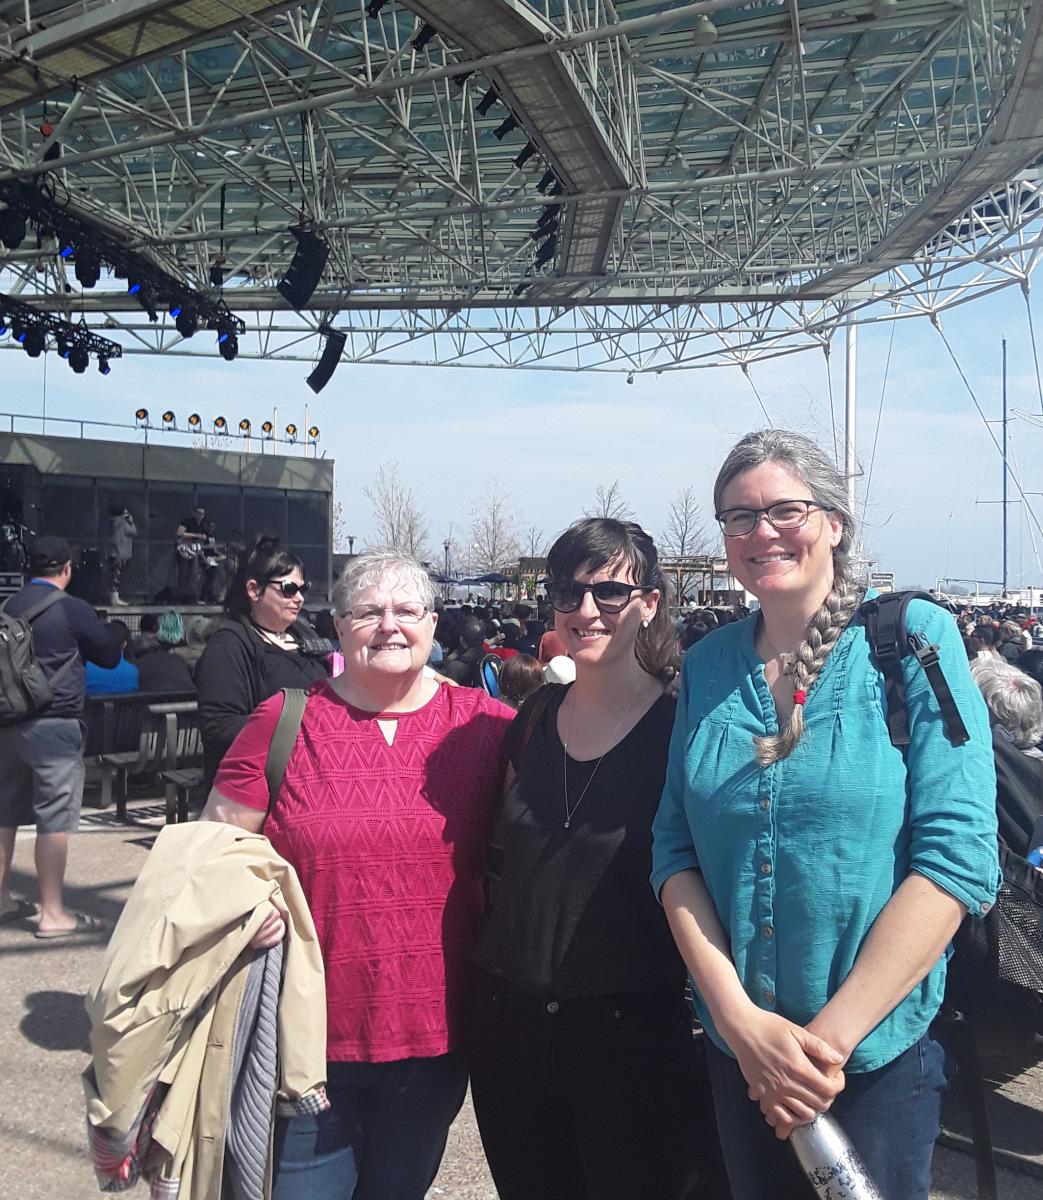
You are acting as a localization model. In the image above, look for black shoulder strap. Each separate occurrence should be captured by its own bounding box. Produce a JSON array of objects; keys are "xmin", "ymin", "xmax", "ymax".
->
[
  {"xmin": 3, "ymin": 588, "xmax": 69, "ymax": 624},
  {"xmin": 263, "ymin": 688, "xmax": 308, "ymax": 816},
  {"xmin": 860, "ymin": 590, "xmax": 969, "ymax": 748},
  {"xmin": 504, "ymin": 682, "xmax": 562, "ymax": 769}
]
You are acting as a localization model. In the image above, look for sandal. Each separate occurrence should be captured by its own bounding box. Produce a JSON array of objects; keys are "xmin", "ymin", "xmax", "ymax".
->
[
  {"xmin": 0, "ymin": 898, "xmax": 40, "ymax": 926},
  {"xmin": 34, "ymin": 912, "xmax": 108, "ymax": 940}
]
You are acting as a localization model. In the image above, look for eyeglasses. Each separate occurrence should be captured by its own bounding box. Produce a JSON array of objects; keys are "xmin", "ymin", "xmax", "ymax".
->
[
  {"xmin": 546, "ymin": 580, "xmax": 654, "ymax": 614},
  {"xmin": 345, "ymin": 603, "xmax": 429, "ymax": 626},
  {"xmin": 268, "ymin": 579, "xmax": 311, "ymax": 599},
  {"xmin": 715, "ymin": 499, "xmax": 833, "ymax": 538}
]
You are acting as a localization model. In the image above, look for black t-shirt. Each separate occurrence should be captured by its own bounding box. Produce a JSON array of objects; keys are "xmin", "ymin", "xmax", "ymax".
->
[
  {"xmin": 136, "ymin": 647, "xmax": 196, "ymax": 694},
  {"xmin": 473, "ymin": 684, "xmax": 686, "ymax": 998}
]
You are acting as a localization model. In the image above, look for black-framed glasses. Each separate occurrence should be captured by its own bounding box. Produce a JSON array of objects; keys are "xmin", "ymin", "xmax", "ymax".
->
[
  {"xmin": 268, "ymin": 579, "xmax": 311, "ymax": 599},
  {"xmin": 715, "ymin": 499, "xmax": 833, "ymax": 538},
  {"xmin": 546, "ymin": 579, "xmax": 654, "ymax": 614}
]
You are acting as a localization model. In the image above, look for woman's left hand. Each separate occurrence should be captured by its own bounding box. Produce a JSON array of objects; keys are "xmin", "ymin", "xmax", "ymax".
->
[{"xmin": 249, "ymin": 900, "xmax": 288, "ymax": 949}]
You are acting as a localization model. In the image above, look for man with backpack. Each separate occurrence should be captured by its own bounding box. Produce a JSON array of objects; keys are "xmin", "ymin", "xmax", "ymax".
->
[{"xmin": 0, "ymin": 536, "xmax": 121, "ymax": 938}]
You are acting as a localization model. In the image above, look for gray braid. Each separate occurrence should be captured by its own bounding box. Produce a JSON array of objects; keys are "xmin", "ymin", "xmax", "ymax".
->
[{"xmin": 754, "ymin": 573, "xmax": 863, "ymax": 766}]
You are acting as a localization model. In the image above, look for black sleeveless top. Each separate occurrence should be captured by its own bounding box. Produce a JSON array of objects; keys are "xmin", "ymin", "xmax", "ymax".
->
[{"xmin": 473, "ymin": 685, "xmax": 686, "ymax": 998}]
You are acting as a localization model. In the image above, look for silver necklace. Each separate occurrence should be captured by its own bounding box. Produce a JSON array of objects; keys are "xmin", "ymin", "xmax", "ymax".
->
[
  {"xmin": 561, "ymin": 696, "xmax": 637, "ymax": 830},
  {"xmin": 760, "ymin": 627, "xmax": 795, "ymax": 676}
]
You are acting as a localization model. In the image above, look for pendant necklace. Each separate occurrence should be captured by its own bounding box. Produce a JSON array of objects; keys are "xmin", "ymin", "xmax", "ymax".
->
[
  {"xmin": 561, "ymin": 695, "xmax": 637, "ymax": 830},
  {"xmin": 760, "ymin": 627, "xmax": 795, "ymax": 676}
]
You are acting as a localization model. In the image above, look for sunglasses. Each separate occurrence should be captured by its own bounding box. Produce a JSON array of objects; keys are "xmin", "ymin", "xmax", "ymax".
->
[
  {"xmin": 546, "ymin": 579, "xmax": 654, "ymax": 614},
  {"xmin": 267, "ymin": 579, "xmax": 310, "ymax": 599}
]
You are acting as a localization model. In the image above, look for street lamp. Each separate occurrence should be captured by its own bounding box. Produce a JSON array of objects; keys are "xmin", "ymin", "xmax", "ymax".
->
[
  {"xmin": 442, "ymin": 539, "xmax": 452, "ymax": 601},
  {"xmin": 348, "ymin": 534, "xmax": 356, "ymax": 555}
]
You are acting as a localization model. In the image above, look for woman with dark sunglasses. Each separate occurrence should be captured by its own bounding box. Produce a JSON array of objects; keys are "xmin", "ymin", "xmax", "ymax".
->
[
  {"xmin": 469, "ymin": 518, "xmax": 728, "ymax": 1200},
  {"xmin": 195, "ymin": 534, "xmax": 332, "ymax": 788}
]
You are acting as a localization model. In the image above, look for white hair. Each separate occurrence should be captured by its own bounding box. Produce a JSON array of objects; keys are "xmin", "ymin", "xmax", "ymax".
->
[
  {"xmin": 332, "ymin": 548, "xmax": 436, "ymax": 616},
  {"xmin": 970, "ymin": 656, "xmax": 1043, "ymax": 749}
]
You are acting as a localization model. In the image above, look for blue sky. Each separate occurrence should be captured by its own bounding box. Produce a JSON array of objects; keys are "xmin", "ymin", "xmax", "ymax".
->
[{"xmin": 3, "ymin": 283, "xmax": 1041, "ymax": 590}]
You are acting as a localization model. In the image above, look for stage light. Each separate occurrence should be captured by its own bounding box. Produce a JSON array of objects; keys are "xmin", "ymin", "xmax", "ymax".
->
[
  {"xmin": 170, "ymin": 303, "xmax": 182, "ymax": 318},
  {"xmin": 307, "ymin": 426, "xmax": 320, "ymax": 441},
  {"xmin": 693, "ymin": 15, "xmax": 718, "ymax": 48},
  {"xmin": 261, "ymin": 421, "xmax": 274, "ymax": 438},
  {"xmin": 214, "ymin": 416, "xmax": 228, "ymax": 433},
  {"xmin": 476, "ymin": 87, "xmax": 499, "ymax": 117},
  {"xmin": 537, "ymin": 170, "xmax": 556, "ymax": 194},
  {"xmin": 285, "ymin": 424, "xmax": 298, "ymax": 442},
  {"xmin": 56, "ymin": 336, "xmax": 72, "ymax": 359},
  {"xmin": 175, "ymin": 308, "xmax": 198, "ymax": 338},
  {"xmin": 413, "ymin": 22, "xmax": 437, "ymax": 51},
  {"xmin": 534, "ymin": 236, "xmax": 558, "ymax": 268},
  {"xmin": 23, "ymin": 326, "xmax": 45, "ymax": 357},
  {"xmin": 162, "ymin": 411, "xmax": 176, "ymax": 427},
  {"xmin": 59, "ymin": 237, "xmax": 75, "ymax": 259},
  {"xmin": 514, "ymin": 141, "xmax": 537, "ymax": 169},
  {"xmin": 238, "ymin": 419, "xmax": 251, "ymax": 433},
  {"xmin": 187, "ymin": 413, "xmax": 201, "ymax": 428},
  {"xmin": 277, "ymin": 227, "xmax": 330, "ymax": 311},
  {"xmin": 68, "ymin": 346, "xmax": 89, "ymax": 374},
  {"xmin": 0, "ymin": 321, "xmax": 7, "ymax": 337},
  {"xmin": 219, "ymin": 331, "xmax": 238, "ymax": 361},
  {"xmin": 74, "ymin": 246, "xmax": 101, "ymax": 288},
  {"xmin": 494, "ymin": 115, "xmax": 518, "ymax": 141},
  {"xmin": 127, "ymin": 275, "xmax": 144, "ymax": 296},
  {"xmin": 137, "ymin": 287, "xmax": 159, "ymax": 323},
  {"xmin": 98, "ymin": 357, "xmax": 111, "ymax": 376},
  {"xmin": 0, "ymin": 208, "xmax": 26, "ymax": 250},
  {"xmin": 135, "ymin": 408, "xmax": 150, "ymax": 425}
]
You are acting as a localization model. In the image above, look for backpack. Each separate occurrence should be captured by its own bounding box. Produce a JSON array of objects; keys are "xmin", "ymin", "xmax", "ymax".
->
[
  {"xmin": 0, "ymin": 589, "xmax": 76, "ymax": 725},
  {"xmin": 860, "ymin": 590, "xmax": 1043, "ymax": 1199}
]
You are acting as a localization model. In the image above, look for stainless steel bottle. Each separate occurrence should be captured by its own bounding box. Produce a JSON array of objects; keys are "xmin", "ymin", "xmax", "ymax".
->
[{"xmin": 790, "ymin": 1113, "xmax": 884, "ymax": 1198}]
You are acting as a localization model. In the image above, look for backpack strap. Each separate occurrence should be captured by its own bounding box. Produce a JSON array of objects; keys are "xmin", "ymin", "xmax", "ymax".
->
[
  {"xmin": 3, "ymin": 587, "xmax": 69, "ymax": 624},
  {"xmin": 860, "ymin": 590, "xmax": 969, "ymax": 748},
  {"xmin": 263, "ymin": 688, "xmax": 308, "ymax": 817}
]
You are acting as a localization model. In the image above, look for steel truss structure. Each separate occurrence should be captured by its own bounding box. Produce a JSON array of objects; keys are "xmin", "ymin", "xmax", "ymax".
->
[{"xmin": 1, "ymin": 0, "xmax": 1043, "ymax": 373}]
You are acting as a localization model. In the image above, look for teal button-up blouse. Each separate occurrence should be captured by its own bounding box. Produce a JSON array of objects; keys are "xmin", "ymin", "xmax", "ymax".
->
[{"xmin": 651, "ymin": 597, "xmax": 1001, "ymax": 1072}]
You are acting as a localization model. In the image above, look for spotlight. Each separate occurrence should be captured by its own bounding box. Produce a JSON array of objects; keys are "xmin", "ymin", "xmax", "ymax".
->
[
  {"xmin": 74, "ymin": 246, "xmax": 101, "ymax": 288},
  {"xmin": 170, "ymin": 303, "xmax": 182, "ymax": 318},
  {"xmin": 175, "ymin": 308, "xmax": 198, "ymax": 338},
  {"xmin": 307, "ymin": 426, "xmax": 320, "ymax": 441},
  {"xmin": 413, "ymin": 22, "xmax": 437, "ymax": 51},
  {"xmin": 306, "ymin": 328, "xmax": 346, "ymax": 395},
  {"xmin": 261, "ymin": 421, "xmax": 274, "ymax": 438},
  {"xmin": 218, "ymin": 331, "xmax": 238, "ymax": 361},
  {"xmin": 534, "ymin": 236, "xmax": 558, "ymax": 268},
  {"xmin": 187, "ymin": 413, "xmax": 201, "ymax": 428},
  {"xmin": 58, "ymin": 236, "xmax": 75, "ymax": 259},
  {"xmin": 135, "ymin": 408, "xmax": 150, "ymax": 426},
  {"xmin": 238, "ymin": 419, "xmax": 251, "ymax": 434},
  {"xmin": 476, "ymin": 88, "xmax": 499, "ymax": 117},
  {"xmin": 98, "ymin": 357, "xmax": 111, "ymax": 376},
  {"xmin": 214, "ymin": 416, "xmax": 228, "ymax": 433},
  {"xmin": 127, "ymin": 275, "xmax": 144, "ymax": 296},
  {"xmin": 162, "ymin": 411, "xmax": 177, "ymax": 427},
  {"xmin": 693, "ymin": 15, "xmax": 718, "ymax": 49},
  {"xmin": 514, "ymin": 141, "xmax": 537, "ymax": 169},
  {"xmin": 0, "ymin": 320, "xmax": 7, "ymax": 337},
  {"xmin": 494, "ymin": 115, "xmax": 519, "ymax": 140},
  {"xmin": 137, "ymin": 288, "xmax": 159, "ymax": 322},
  {"xmin": 0, "ymin": 208, "xmax": 26, "ymax": 250},
  {"xmin": 22, "ymin": 326, "xmax": 45, "ymax": 357},
  {"xmin": 209, "ymin": 263, "xmax": 225, "ymax": 288},
  {"xmin": 277, "ymin": 227, "xmax": 330, "ymax": 310},
  {"xmin": 536, "ymin": 170, "xmax": 556, "ymax": 194},
  {"xmin": 365, "ymin": 0, "xmax": 388, "ymax": 16},
  {"xmin": 626, "ymin": 372, "xmax": 635, "ymax": 385},
  {"xmin": 285, "ymin": 424, "xmax": 298, "ymax": 442},
  {"xmin": 56, "ymin": 336, "xmax": 72, "ymax": 359},
  {"xmin": 68, "ymin": 346, "xmax": 89, "ymax": 374}
]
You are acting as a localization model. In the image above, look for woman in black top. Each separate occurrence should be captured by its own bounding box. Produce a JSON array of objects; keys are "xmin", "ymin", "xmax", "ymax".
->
[
  {"xmin": 470, "ymin": 519, "xmax": 727, "ymax": 1200},
  {"xmin": 194, "ymin": 535, "xmax": 330, "ymax": 785}
]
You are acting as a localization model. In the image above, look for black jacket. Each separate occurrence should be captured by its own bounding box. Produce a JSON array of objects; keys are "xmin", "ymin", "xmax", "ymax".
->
[
  {"xmin": 194, "ymin": 617, "xmax": 330, "ymax": 785},
  {"xmin": 6, "ymin": 580, "xmax": 121, "ymax": 718}
]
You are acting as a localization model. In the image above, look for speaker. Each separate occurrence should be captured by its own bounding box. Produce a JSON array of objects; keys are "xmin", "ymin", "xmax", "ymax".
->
[
  {"xmin": 306, "ymin": 329, "xmax": 347, "ymax": 394},
  {"xmin": 277, "ymin": 229, "xmax": 330, "ymax": 310}
]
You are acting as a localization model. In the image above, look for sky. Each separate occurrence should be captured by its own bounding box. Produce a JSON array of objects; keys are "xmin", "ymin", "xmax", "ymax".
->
[{"xmin": 3, "ymin": 281, "xmax": 1042, "ymax": 592}]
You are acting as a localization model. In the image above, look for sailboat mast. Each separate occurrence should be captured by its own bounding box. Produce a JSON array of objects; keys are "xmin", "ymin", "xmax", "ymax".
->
[{"xmin": 1002, "ymin": 337, "xmax": 1008, "ymax": 597}]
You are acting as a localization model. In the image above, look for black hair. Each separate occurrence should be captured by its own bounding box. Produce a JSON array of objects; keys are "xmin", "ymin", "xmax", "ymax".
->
[
  {"xmin": 545, "ymin": 517, "xmax": 675, "ymax": 681},
  {"xmin": 109, "ymin": 502, "xmax": 126, "ymax": 517},
  {"xmin": 139, "ymin": 612, "xmax": 159, "ymax": 634},
  {"xmin": 225, "ymin": 534, "xmax": 305, "ymax": 619},
  {"xmin": 1016, "ymin": 649, "xmax": 1043, "ymax": 690},
  {"xmin": 107, "ymin": 619, "xmax": 131, "ymax": 647},
  {"xmin": 458, "ymin": 617, "xmax": 485, "ymax": 649}
]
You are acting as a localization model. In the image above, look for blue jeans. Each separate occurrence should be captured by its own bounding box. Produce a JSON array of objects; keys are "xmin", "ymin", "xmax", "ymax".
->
[
  {"xmin": 705, "ymin": 1032, "xmax": 947, "ymax": 1200},
  {"xmin": 271, "ymin": 1052, "xmax": 468, "ymax": 1200}
]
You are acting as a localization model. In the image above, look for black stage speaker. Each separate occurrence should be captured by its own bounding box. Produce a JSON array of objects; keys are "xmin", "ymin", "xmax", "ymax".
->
[
  {"xmin": 277, "ymin": 229, "xmax": 330, "ymax": 311},
  {"xmin": 306, "ymin": 329, "xmax": 347, "ymax": 395}
]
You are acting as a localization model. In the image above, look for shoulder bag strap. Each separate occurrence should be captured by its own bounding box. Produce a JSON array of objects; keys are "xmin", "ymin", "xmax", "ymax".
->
[
  {"xmin": 263, "ymin": 688, "xmax": 308, "ymax": 817},
  {"xmin": 5, "ymin": 587, "xmax": 69, "ymax": 624}
]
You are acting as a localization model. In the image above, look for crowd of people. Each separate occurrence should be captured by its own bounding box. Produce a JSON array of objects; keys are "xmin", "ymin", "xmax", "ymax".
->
[{"xmin": 3, "ymin": 426, "xmax": 1042, "ymax": 1200}]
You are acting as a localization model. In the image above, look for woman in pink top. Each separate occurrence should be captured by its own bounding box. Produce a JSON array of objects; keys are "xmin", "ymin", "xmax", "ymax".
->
[{"xmin": 202, "ymin": 548, "xmax": 514, "ymax": 1200}]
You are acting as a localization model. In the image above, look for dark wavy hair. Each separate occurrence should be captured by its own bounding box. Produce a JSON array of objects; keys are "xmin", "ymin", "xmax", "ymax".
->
[
  {"xmin": 546, "ymin": 517, "xmax": 675, "ymax": 681},
  {"xmin": 225, "ymin": 534, "xmax": 305, "ymax": 619}
]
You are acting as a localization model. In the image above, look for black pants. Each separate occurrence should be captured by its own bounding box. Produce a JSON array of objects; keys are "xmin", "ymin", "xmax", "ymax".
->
[{"xmin": 469, "ymin": 975, "xmax": 730, "ymax": 1200}]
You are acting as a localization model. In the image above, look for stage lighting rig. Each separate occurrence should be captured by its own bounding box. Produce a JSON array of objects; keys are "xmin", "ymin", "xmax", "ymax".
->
[
  {"xmin": 74, "ymin": 245, "xmax": 101, "ymax": 288},
  {"xmin": 0, "ymin": 207, "xmax": 25, "ymax": 250},
  {"xmin": 0, "ymin": 293, "xmax": 121, "ymax": 374},
  {"xmin": 68, "ymin": 346, "xmax": 89, "ymax": 374}
]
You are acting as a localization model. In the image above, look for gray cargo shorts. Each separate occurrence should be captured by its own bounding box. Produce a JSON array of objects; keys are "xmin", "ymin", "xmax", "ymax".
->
[{"xmin": 0, "ymin": 717, "xmax": 85, "ymax": 833}]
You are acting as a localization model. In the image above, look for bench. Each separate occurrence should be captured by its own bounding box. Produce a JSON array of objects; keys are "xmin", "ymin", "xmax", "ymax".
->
[{"xmin": 152, "ymin": 702, "xmax": 205, "ymax": 824}]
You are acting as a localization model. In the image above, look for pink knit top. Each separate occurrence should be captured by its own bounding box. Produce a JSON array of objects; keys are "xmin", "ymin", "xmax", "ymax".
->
[{"xmin": 214, "ymin": 681, "xmax": 513, "ymax": 1062}]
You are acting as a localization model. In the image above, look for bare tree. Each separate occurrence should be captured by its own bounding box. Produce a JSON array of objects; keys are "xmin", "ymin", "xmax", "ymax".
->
[
  {"xmin": 587, "ymin": 480, "xmax": 634, "ymax": 521},
  {"xmin": 660, "ymin": 485, "xmax": 712, "ymax": 603},
  {"xmin": 363, "ymin": 461, "xmax": 428, "ymax": 560},
  {"xmin": 469, "ymin": 486, "xmax": 520, "ymax": 576},
  {"xmin": 523, "ymin": 525, "xmax": 548, "ymax": 559},
  {"xmin": 330, "ymin": 499, "xmax": 353, "ymax": 554}
]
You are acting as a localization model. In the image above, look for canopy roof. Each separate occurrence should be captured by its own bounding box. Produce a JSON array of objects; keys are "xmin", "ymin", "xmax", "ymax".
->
[{"xmin": 1, "ymin": 0, "xmax": 1042, "ymax": 371}]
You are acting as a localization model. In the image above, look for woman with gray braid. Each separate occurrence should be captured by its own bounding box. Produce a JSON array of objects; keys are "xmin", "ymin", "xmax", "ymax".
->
[{"xmin": 652, "ymin": 429, "xmax": 1000, "ymax": 1199}]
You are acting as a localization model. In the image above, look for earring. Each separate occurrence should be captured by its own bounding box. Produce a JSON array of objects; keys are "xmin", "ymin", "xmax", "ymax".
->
[{"xmin": 641, "ymin": 619, "xmax": 649, "ymax": 628}]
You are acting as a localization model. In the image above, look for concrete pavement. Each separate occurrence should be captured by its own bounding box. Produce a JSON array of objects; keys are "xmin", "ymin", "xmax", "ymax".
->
[{"xmin": 1, "ymin": 801, "xmax": 1040, "ymax": 1199}]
